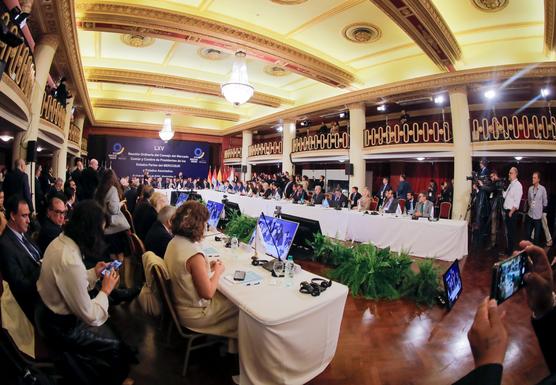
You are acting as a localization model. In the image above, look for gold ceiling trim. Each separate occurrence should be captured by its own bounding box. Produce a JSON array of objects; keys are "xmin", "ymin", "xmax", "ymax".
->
[
  {"xmin": 220, "ymin": 62, "xmax": 556, "ymax": 135},
  {"xmin": 545, "ymin": 0, "xmax": 556, "ymax": 53},
  {"xmin": 92, "ymin": 98, "xmax": 241, "ymax": 122},
  {"xmin": 471, "ymin": 0, "xmax": 509, "ymax": 12},
  {"xmin": 264, "ymin": 65, "xmax": 290, "ymax": 77},
  {"xmin": 120, "ymin": 33, "xmax": 155, "ymax": 48},
  {"xmin": 371, "ymin": 0, "xmax": 461, "ymax": 71},
  {"xmin": 270, "ymin": 0, "xmax": 308, "ymax": 4},
  {"xmin": 85, "ymin": 67, "xmax": 291, "ymax": 108},
  {"xmin": 342, "ymin": 23, "xmax": 382, "ymax": 44},
  {"xmin": 93, "ymin": 120, "xmax": 220, "ymax": 135},
  {"xmin": 75, "ymin": 2, "xmax": 355, "ymax": 88}
]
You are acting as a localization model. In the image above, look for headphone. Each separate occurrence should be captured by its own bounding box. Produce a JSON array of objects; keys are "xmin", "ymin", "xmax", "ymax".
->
[
  {"xmin": 251, "ymin": 257, "xmax": 270, "ymax": 266},
  {"xmin": 299, "ymin": 278, "xmax": 332, "ymax": 297}
]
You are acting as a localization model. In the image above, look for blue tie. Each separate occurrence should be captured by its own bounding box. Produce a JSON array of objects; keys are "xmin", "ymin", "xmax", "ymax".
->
[{"xmin": 21, "ymin": 235, "xmax": 41, "ymax": 264}]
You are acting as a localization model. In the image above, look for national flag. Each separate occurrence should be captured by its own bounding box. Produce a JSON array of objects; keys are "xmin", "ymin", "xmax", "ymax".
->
[
  {"xmin": 228, "ymin": 166, "xmax": 234, "ymax": 183},
  {"xmin": 217, "ymin": 168, "xmax": 222, "ymax": 183},
  {"xmin": 211, "ymin": 168, "xmax": 217, "ymax": 187},
  {"xmin": 207, "ymin": 166, "xmax": 212, "ymax": 183}
]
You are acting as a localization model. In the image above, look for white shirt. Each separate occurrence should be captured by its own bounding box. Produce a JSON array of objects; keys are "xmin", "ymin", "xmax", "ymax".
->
[
  {"xmin": 37, "ymin": 234, "xmax": 109, "ymax": 327},
  {"xmin": 503, "ymin": 179, "xmax": 523, "ymax": 211}
]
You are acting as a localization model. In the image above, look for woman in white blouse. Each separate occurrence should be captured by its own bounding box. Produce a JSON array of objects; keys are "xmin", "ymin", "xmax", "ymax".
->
[
  {"xmin": 95, "ymin": 169, "xmax": 130, "ymax": 260},
  {"xmin": 35, "ymin": 200, "xmax": 134, "ymax": 385}
]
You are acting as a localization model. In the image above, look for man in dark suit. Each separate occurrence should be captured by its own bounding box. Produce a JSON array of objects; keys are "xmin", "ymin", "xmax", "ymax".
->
[
  {"xmin": 124, "ymin": 177, "xmax": 140, "ymax": 214},
  {"xmin": 329, "ymin": 188, "xmax": 348, "ymax": 208},
  {"xmin": 133, "ymin": 186, "xmax": 157, "ymax": 241},
  {"xmin": 283, "ymin": 175, "xmax": 295, "ymax": 199},
  {"xmin": 349, "ymin": 186, "xmax": 362, "ymax": 209},
  {"xmin": 70, "ymin": 158, "xmax": 83, "ymax": 199},
  {"xmin": 145, "ymin": 205, "xmax": 175, "ymax": 258},
  {"xmin": 3, "ymin": 159, "xmax": 33, "ymax": 213},
  {"xmin": 397, "ymin": 174, "xmax": 411, "ymax": 199},
  {"xmin": 381, "ymin": 189, "xmax": 399, "ymax": 214},
  {"xmin": 312, "ymin": 185, "xmax": 325, "ymax": 204},
  {"xmin": 405, "ymin": 192, "xmax": 416, "ymax": 215},
  {"xmin": 80, "ymin": 158, "xmax": 100, "ymax": 200},
  {"xmin": 376, "ymin": 177, "xmax": 391, "ymax": 206},
  {"xmin": 292, "ymin": 184, "xmax": 307, "ymax": 203},
  {"xmin": 479, "ymin": 158, "xmax": 490, "ymax": 178},
  {"xmin": 34, "ymin": 164, "xmax": 46, "ymax": 221},
  {"xmin": 37, "ymin": 196, "xmax": 66, "ymax": 253},
  {"xmin": 0, "ymin": 196, "xmax": 42, "ymax": 321}
]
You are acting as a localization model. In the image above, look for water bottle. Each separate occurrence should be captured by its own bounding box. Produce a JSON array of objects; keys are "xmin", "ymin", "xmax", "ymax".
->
[
  {"xmin": 231, "ymin": 236, "xmax": 239, "ymax": 249},
  {"xmin": 284, "ymin": 255, "xmax": 295, "ymax": 287}
]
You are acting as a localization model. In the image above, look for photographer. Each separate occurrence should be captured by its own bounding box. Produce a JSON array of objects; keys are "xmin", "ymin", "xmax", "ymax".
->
[{"xmin": 480, "ymin": 170, "xmax": 505, "ymax": 250}]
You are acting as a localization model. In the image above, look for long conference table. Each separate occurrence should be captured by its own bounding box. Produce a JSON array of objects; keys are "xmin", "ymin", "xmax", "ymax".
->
[{"xmin": 160, "ymin": 189, "xmax": 468, "ymax": 261}]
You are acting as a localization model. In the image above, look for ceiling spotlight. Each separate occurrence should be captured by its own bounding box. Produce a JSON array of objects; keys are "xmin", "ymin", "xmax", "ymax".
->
[
  {"xmin": 434, "ymin": 95, "xmax": 445, "ymax": 105},
  {"xmin": 339, "ymin": 112, "xmax": 346, "ymax": 118},
  {"xmin": 377, "ymin": 104, "xmax": 386, "ymax": 112},
  {"xmin": 0, "ymin": 135, "xmax": 14, "ymax": 142},
  {"xmin": 37, "ymin": 146, "xmax": 43, "ymax": 152},
  {"xmin": 276, "ymin": 126, "xmax": 283, "ymax": 133},
  {"xmin": 300, "ymin": 120, "xmax": 308, "ymax": 127},
  {"xmin": 484, "ymin": 89, "xmax": 497, "ymax": 100},
  {"xmin": 416, "ymin": 157, "xmax": 425, "ymax": 161},
  {"xmin": 541, "ymin": 88, "xmax": 551, "ymax": 98},
  {"xmin": 514, "ymin": 156, "xmax": 523, "ymax": 161}
]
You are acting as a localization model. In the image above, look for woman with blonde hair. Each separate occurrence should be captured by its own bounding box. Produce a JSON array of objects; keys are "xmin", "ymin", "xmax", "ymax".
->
[{"xmin": 356, "ymin": 187, "xmax": 372, "ymax": 211}]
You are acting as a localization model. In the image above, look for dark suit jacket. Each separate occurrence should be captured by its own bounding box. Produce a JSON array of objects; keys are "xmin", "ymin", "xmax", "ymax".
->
[
  {"xmin": 376, "ymin": 183, "xmax": 391, "ymax": 203},
  {"xmin": 532, "ymin": 307, "xmax": 556, "ymax": 373},
  {"xmin": 312, "ymin": 192, "xmax": 325, "ymax": 204},
  {"xmin": 124, "ymin": 187, "xmax": 139, "ymax": 214},
  {"xmin": 349, "ymin": 192, "xmax": 362, "ymax": 208},
  {"xmin": 292, "ymin": 189, "xmax": 307, "ymax": 202},
  {"xmin": 405, "ymin": 199, "xmax": 416, "ymax": 213},
  {"xmin": 382, "ymin": 198, "xmax": 399, "ymax": 213},
  {"xmin": 397, "ymin": 181, "xmax": 411, "ymax": 199},
  {"xmin": 35, "ymin": 176, "xmax": 45, "ymax": 217},
  {"xmin": 284, "ymin": 181, "xmax": 295, "ymax": 199},
  {"xmin": 3, "ymin": 169, "xmax": 33, "ymax": 212},
  {"xmin": 133, "ymin": 202, "xmax": 158, "ymax": 241},
  {"xmin": 144, "ymin": 221, "xmax": 173, "ymax": 258},
  {"xmin": 329, "ymin": 193, "xmax": 348, "ymax": 208},
  {"xmin": 0, "ymin": 228, "xmax": 42, "ymax": 321},
  {"xmin": 452, "ymin": 364, "xmax": 502, "ymax": 385},
  {"xmin": 80, "ymin": 167, "xmax": 99, "ymax": 200},
  {"xmin": 37, "ymin": 218, "xmax": 62, "ymax": 254}
]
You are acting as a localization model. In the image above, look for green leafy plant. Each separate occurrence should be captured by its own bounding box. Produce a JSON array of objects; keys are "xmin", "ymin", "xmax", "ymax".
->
[
  {"xmin": 401, "ymin": 259, "xmax": 442, "ymax": 306},
  {"xmin": 223, "ymin": 214, "xmax": 257, "ymax": 244}
]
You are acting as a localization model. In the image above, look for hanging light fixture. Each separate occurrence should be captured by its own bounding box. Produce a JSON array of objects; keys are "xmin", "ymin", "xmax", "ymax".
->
[
  {"xmin": 221, "ymin": 51, "xmax": 254, "ymax": 106},
  {"xmin": 159, "ymin": 114, "xmax": 174, "ymax": 142}
]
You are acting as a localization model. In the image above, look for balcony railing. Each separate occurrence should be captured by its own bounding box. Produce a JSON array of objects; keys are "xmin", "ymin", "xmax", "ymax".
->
[
  {"xmin": 68, "ymin": 123, "xmax": 80, "ymax": 144},
  {"xmin": 0, "ymin": 8, "xmax": 36, "ymax": 101},
  {"xmin": 248, "ymin": 141, "xmax": 282, "ymax": 157},
  {"xmin": 224, "ymin": 147, "xmax": 242, "ymax": 159},
  {"xmin": 292, "ymin": 132, "xmax": 349, "ymax": 153},
  {"xmin": 471, "ymin": 115, "xmax": 556, "ymax": 142},
  {"xmin": 40, "ymin": 93, "xmax": 66, "ymax": 130},
  {"xmin": 364, "ymin": 121, "xmax": 452, "ymax": 147},
  {"xmin": 81, "ymin": 138, "xmax": 88, "ymax": 153}
]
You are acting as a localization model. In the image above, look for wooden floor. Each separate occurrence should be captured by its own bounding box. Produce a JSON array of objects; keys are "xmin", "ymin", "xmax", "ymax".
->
[{"xmin": 111, "ymin": 246, "xmax": 550, "ymax": 385}]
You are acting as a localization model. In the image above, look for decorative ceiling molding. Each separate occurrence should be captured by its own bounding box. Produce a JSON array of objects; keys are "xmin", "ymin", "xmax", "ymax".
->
[
  {"xmin": 221, "ymin": 62, "xmax": 556, "ymax": 135},
  {"xmin": 85, "ymin": 67, "xmax": 291, "ymax": 108},
  {"xmin": 75, "ymin": 2, "xmax": 355, "ymax": 88},
  {"xmin": 342, "ymin": 23, "xmax": 382, "ymax": 44},
  {"xmin": 93, "ymin": 120, "xmax": 221, "ymax": 136},
  {"xmin": 120, "ymin": 34, "xmax": 155, "ymax": 48},
  {"xmin": 545, "ymin": 0, "xmax": 556, "ymax": 53},
  {"xmin": 370, "ymin": 0, "xmax": 461, "ymax": 71},
  {"xmin": 92, "ymin": 98, "xmax": 241, "ymax": 122},
  {"xmin": 471, "ymin": 0, "xmax": 509, "ymax": 12}
]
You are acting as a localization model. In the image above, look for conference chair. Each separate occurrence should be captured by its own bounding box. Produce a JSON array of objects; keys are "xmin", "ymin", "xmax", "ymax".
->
[
  {"xmin": 369, "ymin": 200, "xmax": 378, "ymax": 211},
  {"xmin": 151, "ymin": 265, "xmax": 223, "ymax": 377},
  {"xmin": 398, "ymin": 199, "xmax": 406, "ymax": 214},
  {"xmin": 121, "ymin": 203, "xmax": 135, "ymax": 234},
  {"xmin": 439, "ymin": 202, "xmax": 452, "ymax": 219},
  {"xmin": 122, "ymin": 232, "xmax": 146, "ymax": 288}
]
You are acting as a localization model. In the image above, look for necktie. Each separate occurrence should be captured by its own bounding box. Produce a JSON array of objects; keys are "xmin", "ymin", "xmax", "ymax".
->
[{"xmin": 21, "ymin": 235, "xmax": 41, "ymax": 264}]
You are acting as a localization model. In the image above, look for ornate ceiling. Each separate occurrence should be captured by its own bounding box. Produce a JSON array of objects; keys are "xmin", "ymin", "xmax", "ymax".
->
[{"xmin": 30, "ymin": 0, "xmax": 553, "ymax": 135}]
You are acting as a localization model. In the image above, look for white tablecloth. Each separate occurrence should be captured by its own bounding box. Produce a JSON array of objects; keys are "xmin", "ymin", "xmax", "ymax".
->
[
  {"xmin": 203, "ymin": 238, "xmax": 348, "ymax": 385},
  {"xmin": 159, "ymin": 189, "xmax": 468, "ymax": 261}
]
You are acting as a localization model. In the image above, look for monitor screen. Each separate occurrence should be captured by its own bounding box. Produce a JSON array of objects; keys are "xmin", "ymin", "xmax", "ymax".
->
[
  {"xmin": 443, "ymin": 260, "xmax": 463, "ymax": 309},
  {"xmin": 206, "ymin": 200, "xmax": 224, "ymax": 229},
  {"xmin": 175, "ymin": 192, "xmax": 189, "ymax": 208},
  {"xmin": 250, "ymin": 214, "xmax": 299, "ymax": 260}
]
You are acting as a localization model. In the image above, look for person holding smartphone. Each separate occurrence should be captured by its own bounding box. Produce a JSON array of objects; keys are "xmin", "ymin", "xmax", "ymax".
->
[{"xmin": 35, "ymin": 201, "xmax": 135, "ymax": 385}]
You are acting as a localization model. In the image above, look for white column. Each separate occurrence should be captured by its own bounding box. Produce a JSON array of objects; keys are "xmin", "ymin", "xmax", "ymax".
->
[
  {"xmin": 54, "ymin": 97, "xmax": 74, "ymax": 180},
  {"xmin": 348, "ymin": 103, "xmax": 366, "ymax": 189},
  {"xmin": 241, "ymin": 130, "xmax": 252, "ymax": 181},
  {"xmin": 282, "ymin": 120, "xmax": 295, "ymax": 175},
  {"xmin": 74, "ymin": 113, "xmax": 86, "ymax": 158},
  {"xmin": 449, "ymin": 86, "xmax": 473, "ymax": 220}
]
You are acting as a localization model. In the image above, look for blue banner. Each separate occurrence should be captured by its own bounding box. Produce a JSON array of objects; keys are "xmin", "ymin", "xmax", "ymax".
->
[{"xmin": 106, "ymin": 136, "xmax": 209, "ymax": 179}]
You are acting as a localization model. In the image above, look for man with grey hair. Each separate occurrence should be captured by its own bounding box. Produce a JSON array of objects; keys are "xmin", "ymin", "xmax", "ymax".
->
[
  {"xmin": 80, "ymin": 158, "xmax": 100, "ymax": 200},
  {"xmin": 144, "ymin": 205, "xmax": 176, "ymax": 258},
  {"xmin": 3, "ymin": 159, "xmax": 33, "ymax": 212},
  {"xmin": 312, "ymin": 185, "xmax": 325, "ymax": 204},
  {"xmin": 503, "ymin": 166, "xmax": 523, "ymax": 255}
]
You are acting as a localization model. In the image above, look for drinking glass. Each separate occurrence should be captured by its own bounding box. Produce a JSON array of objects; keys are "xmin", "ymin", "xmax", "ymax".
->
[
  {"xmin": 231, "ymin": 236, "xmax": 239, "ymax": 249},
  {"xmin": 273, "ymin": 259, "xmax": 285, "ymax": 278}
]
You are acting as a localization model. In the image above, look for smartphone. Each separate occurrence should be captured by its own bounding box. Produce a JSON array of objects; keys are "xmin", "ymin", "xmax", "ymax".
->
[
  {"xmin": 442, "ymin": 260, "xmax": 463, "ymax": 310},
  {"xmin": 490, "ymin": 251, "xmax": 529, "ymax": 304},
  {"xmin": 233, "ymin": 270, "xmax": 246, "ymax": 281},
  {"xmin": 102, "ymin": 260, "xmax": 123, "ymax": 276}
]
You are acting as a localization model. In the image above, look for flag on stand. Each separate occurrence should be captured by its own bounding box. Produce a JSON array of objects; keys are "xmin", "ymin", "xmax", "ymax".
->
[
  {"xmin": 207, "ymin": 167, "xmax": 212, "ymax": 184},
  {"xmin": 222, "ymin": 166, "xmax": 228, "ymax": 183},
  {"xmin": 217, "ymin": 168, "xmax": 222, "ymax": 184},
  {"xmin": 211, "ymin": 168, "xmax": 217, "ymax": 187},
  {"xmin": 228, "ymin": 166, "xmax": 234, "ymax": 183}
]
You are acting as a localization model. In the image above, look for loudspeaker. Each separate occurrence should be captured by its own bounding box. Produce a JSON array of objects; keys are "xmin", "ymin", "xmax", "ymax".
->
[
  {"xmin": 241, "ymin": 165, "xmax": 247, "ymax": 173},
  {"xmin": 344, "ymin": 163, "xmax": 353, "ymax": 176},
  {"xmin": 26, "ymin": 140, "xmax": 37, "ymax": 163}
]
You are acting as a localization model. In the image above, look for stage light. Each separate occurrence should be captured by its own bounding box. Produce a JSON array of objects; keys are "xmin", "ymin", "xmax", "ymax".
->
[
  {"xmin": 339, "ymin": 112, "xmax": 346, "ymax": 118},
  {"xmin": 37, "ymin": 146, "xmax": 43, "ymax": 152},
  {"xmin": 416, "ymin": 157, "xmax": 425, "ymax": 161},
  {"xmin": 514, "ymin": 156, "xmax": 523, "ymax": 161},
  {"xmin": 484, "ymin": 89, "xmax": 496, "ymax": 100},
  {"xmin": 276, "ymin": 126, "xmax": 283, "ymax": 132},
  {"xmin": 0, "ymin": 135, "xmax": 14, "ymax": 142},
  {"xmin": 377, "ymin": 104, "xmax": 386, "ymax": 112},
  {"xmin": 434, "ymin": 95, "xmax": 445, "ymax": 105},
  {"xmin": 541, "ymin": 88, "xmax": 550, "ymax": 98}
]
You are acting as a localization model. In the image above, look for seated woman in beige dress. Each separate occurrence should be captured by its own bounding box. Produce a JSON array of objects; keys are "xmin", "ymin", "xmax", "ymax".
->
[
  {"xmin": 356, "ymin": 187, "xmax": 372, "ymax": 211},
  {"xmin": 165, "ymin": 201, "xmax": 238, "ymax": 341}
]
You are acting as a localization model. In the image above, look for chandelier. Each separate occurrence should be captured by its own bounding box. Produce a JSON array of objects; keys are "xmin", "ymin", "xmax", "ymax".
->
[
  {"xmin": 159, "ymin": 114, "xmax": 174, "ymax": 142},
  {"xmin": 221, "ymin": 51, "xmax": 254, "ymax": 106}
]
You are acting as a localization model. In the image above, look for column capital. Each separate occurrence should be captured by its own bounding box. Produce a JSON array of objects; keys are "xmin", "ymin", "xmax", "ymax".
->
[
  {"xmin": 348, "ymin": 102, "xmax": 366, "ymax": 111},
  {"xmin": 282, "ymin": 118, "xmax": 296, "ymax": 125},
  {"xmin": 36, "ymin": 34, "xmax": 60, "ymax": 50},
  {"xmin": 448, "ymin": 85, "xmax": 467, "ymax": 95}
]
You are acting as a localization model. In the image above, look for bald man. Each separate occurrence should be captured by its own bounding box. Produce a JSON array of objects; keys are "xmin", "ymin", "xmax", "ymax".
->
[
  {"xmin": 80, "ymin": 158, "xmax": 100, "ymax": 200},
  {"xmin": 502, "ymin": 167, "xmax": 523, "ymax": 255},
  {"xmin": 3, "ymin": 159, "xmax": 33, "ymax": 212}
]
